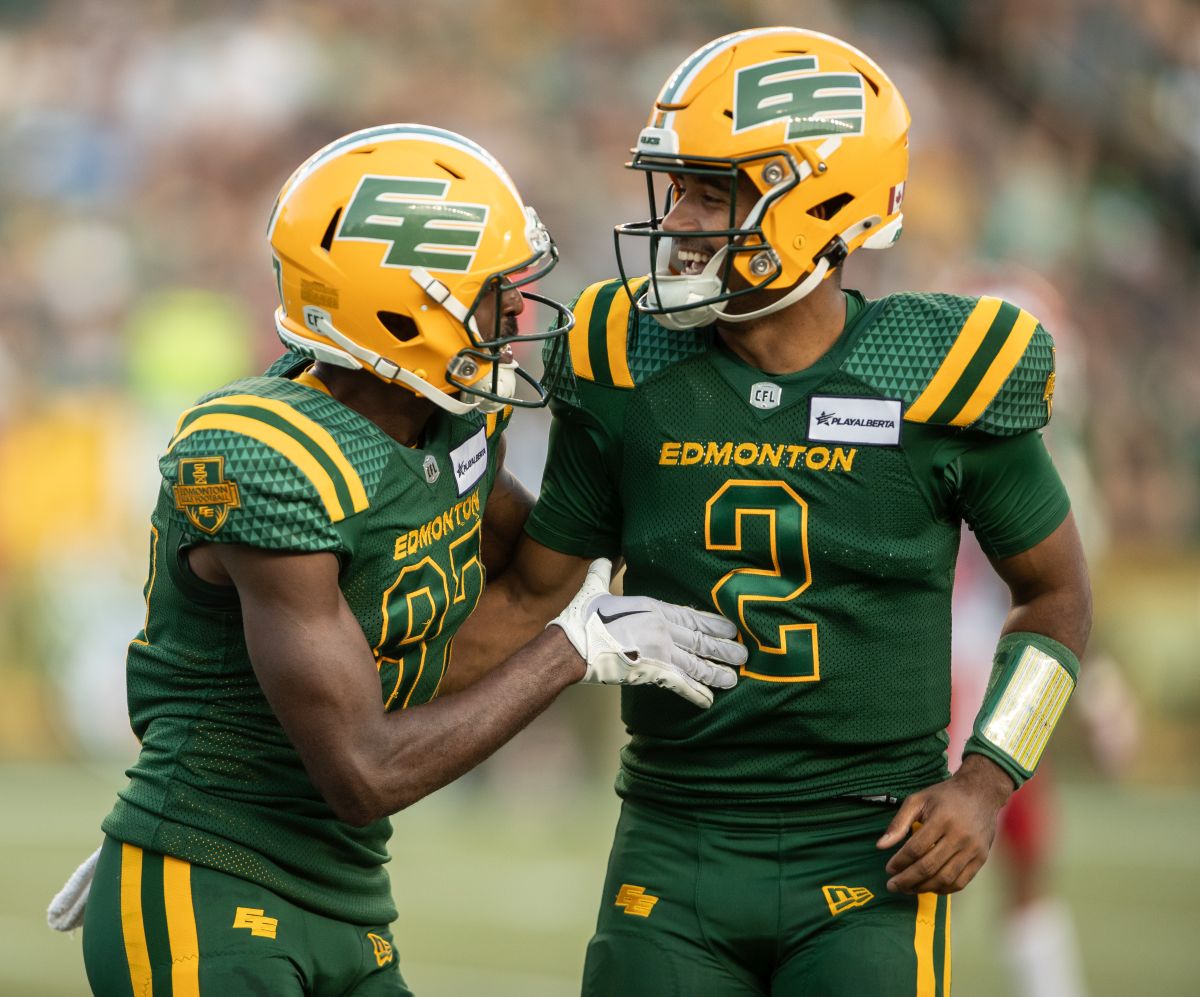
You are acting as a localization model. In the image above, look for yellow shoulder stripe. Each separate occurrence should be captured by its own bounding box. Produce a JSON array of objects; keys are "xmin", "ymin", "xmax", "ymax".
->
[
  {"xmin": 905, "ymin": 297, "xmax": 1041, "ymax": 427},
  {"xmin": 948, "ymin": 309, "xmax": 1038, "ymax": 427},
  {"xmin": 174, "ymin": 394, "xmax": 368, "ymax": 514},
  {"xmin": 905, "ymin": 297, "xmax": 1002, "ymax": 424},
  {"xmin": 606, "ymin": 277, "xmax": 649, "ymax": 389},
  {"xmin": 567, "ymin": 280, "xmax": 611, "ymax": 382},
  {"xmin": 170, "ymin": 413, "xmax": 350, "ymax": 521},
  {"xmin": 484, "ymin": 406, "xmax": 511, "ymax": 437}
]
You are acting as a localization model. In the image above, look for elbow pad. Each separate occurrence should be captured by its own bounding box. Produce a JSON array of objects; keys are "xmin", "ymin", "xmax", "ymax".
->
[{"xmin": 963, "ymin": 632, "xmax": 1079, "ymax": 788}]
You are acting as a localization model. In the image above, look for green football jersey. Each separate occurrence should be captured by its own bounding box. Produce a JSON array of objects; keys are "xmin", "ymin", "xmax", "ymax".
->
[
  {"xmin": 103, "ymin": 355, "xmax": 510, "ymax": 924},
  {"xmin": 528, "ymin": 282, "xmax": 1070, "ymax": 807}
]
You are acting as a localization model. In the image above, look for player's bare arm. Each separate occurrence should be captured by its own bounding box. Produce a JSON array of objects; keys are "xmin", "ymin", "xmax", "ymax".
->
[
  {"xmin": 878, "ymin": 512, "xmax": 1091, "ymax": 894},
  {"xmin": 443, "ymin": 531, "xmax": 591, "ymax": 693},
  {"xmin": 198, "ymin": 541, "xmax": 741, "ymax": 826}
]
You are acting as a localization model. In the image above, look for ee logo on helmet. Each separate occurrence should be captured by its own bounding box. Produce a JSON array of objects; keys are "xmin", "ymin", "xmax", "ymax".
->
[
  {"xmin": 733, "ymin": 56, "xmax": 866, "ymax": 142},
  {"xmin": 336, "ymin": 175, "xmax": 491, "ymax": 273}
]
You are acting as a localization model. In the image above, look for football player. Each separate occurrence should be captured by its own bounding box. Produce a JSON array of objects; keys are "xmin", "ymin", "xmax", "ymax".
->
[
  {"xmin": 64, "ymin": 125, "xmax": 746, "ymax": 996},
  {"xmin": 458, "ymin": 28, "xmax": 1093, "ymax": 995}
]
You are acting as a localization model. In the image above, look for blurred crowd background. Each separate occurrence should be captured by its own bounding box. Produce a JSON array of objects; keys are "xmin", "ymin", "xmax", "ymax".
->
[{"xmin": 0, "ymin": 0, "xmax": 1198, "ymax": 993}]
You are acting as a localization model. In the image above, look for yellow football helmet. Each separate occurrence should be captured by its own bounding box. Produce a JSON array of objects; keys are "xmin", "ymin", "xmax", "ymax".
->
[
  {"xmin": 616, "ymin": 28, "xmax": 911, "ymax": 329},
  {"xmin": 269, "ymin": 124, "xmax": 572, "ymax": 413}
]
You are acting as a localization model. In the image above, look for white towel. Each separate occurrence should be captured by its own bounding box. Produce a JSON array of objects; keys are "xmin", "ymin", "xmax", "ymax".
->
[{"xmin": 47, "ymin": 845, "xmax": 101, "ymax": 932}]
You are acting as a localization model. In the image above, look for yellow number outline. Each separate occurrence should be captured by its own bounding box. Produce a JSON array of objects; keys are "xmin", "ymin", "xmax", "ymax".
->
[{"xmin": 704, "ymin": 479, "xmax": 820, "ymax": 683}]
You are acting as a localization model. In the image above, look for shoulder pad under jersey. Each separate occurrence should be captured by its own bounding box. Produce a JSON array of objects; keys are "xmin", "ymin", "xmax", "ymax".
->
[
  {"xmin": 842, "ymin": 293, "xmax": 1056, "ymax": 435},
  {"xmin": 541, "ymin": 277, "xmax": 710, "ymax": 408},
  {"xmin": 263, "ymin": 350, "xmax": 312, "ymax": 378},
  {"xmin": 161, "ymin": 377, "xmax": 392, "ymax": 547}
]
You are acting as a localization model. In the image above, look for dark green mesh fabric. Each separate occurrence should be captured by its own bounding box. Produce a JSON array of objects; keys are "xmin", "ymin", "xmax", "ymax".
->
[
  {"xmin": 843, "ymin": 293, "xmax": 1053, "ymax": 434},
  {"xmin": 531, "ymin": 286, "xmax": 1061, "ymax": 807},
  {"xmin": 104, "ymin": 377, "xmax": 502, "ymax": 924},
  {"xmin": 842, "ymin": 293, "xmax": 974, "ymax": 401},
  {"xmin": 614, "ymin": 358, "xmax": 957, "ymax": 805}
]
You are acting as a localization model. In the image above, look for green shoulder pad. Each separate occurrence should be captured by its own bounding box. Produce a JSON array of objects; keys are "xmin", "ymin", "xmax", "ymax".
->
[
  {"xmin": 843, "ymin": 292, "xmax": 1055, "ymax": 435},
  {"xmin": 542, "ymin": 277, "xmax": 710, "ymax": 406},
  {"xmin": 161, "ymin": 377, "xmax": 392, "ymax": 548},
  {"xmin": 263, "ymin": 350, "xmax": 312, "ymax": 378}
]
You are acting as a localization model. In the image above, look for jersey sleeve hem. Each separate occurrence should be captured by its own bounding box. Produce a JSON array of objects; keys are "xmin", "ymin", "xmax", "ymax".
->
[
  {"xmin": 976, "ymin": 492, "xmax": 1070, "ymax": 561},
  {"xmin": 523, "ymin": 517, "xmax": 619, "ymax": 560}
]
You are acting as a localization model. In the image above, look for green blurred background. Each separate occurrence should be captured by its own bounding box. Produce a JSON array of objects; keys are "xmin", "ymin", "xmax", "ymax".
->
[{"xmin": 1, "ymin": 0, "xmax": 1198, "ymax": 994}]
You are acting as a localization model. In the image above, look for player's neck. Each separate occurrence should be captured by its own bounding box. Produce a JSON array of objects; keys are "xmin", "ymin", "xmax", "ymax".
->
[
  {"xmin": 714, "ymin": 277, "xmax": 847, "ymax": 375},
  {"xmin": 310, "ymin": 363, "xmax": 437, "ymax": 447}
]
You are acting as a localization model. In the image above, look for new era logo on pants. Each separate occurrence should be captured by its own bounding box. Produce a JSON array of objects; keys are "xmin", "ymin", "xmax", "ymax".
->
[{"xmin": 822, "ymin": 884, "xmax": 874, "ymax": 916}]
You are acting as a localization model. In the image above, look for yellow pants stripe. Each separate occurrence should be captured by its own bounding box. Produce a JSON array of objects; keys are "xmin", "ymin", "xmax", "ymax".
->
[
  {"xmin": 915, "ymin": 892, "xmax": 938, "ymax": 996},
  {"xmin": 163, "ymin": 855, "xmax": 200, "ymax": 996},
  {"xmin": 905, "ymin": 297, "xmax": 1002, "ymax": 423},
  {"xmin": 944, "ymin": 895, "xmax": 953, "ymax": 994},
  {"xmin": 119, "ymin": 843, "xmax": 153, "ymax": 997}
]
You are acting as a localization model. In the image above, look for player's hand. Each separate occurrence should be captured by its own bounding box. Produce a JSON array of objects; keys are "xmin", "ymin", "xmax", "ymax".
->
[
  {"xmin": 549, "ymin": 558, "xmax": 745, "ymax": 708},
  {"xmin": 875, "ymin": 754, "xmax": 1015, "ymax": 894}
]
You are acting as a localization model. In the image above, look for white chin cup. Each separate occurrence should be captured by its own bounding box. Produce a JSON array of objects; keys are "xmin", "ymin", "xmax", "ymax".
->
[
  {"xmin": 472, "ymin": 360, "xmax": 518, "ymax": 413},
  {"xmin": 639, "ymin": 246, "xmax": 731, "ymax": 330}
]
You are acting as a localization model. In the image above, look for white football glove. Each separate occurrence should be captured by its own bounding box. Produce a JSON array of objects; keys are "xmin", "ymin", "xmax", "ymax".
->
[
  {"xmin": 550, "ymin": 558, "xmax": 746, "ymax": 708},
  {"xmin": 47, "ymin": 844, "xmax": 101, "ymax": 932}
]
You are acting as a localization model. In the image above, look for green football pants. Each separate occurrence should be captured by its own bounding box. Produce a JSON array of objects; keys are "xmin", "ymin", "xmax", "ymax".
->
[
  {"xmin": 582, "ymin": 798, "xmax": 951, "ymax": 997},
  {"xmin": 82, "ymin": 836, "xmax": 413, "ymax": 996}
]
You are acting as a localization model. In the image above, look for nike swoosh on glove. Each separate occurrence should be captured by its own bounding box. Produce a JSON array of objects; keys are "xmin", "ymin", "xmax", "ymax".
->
[{"xmin": 550, "ymin": 558, "xmax": 746, "ymax": 708}]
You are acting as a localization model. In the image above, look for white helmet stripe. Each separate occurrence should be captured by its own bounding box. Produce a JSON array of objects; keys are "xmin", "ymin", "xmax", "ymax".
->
[
  {"xmin": 658, "ymin": 27, "xmax": 797, "ymax": 130},
  {"xmin": 266, "ymin": 124, "xmax": 525, "ymax": 241}
]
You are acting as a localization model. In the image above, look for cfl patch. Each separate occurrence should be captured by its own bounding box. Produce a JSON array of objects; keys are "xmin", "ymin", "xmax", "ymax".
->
[
  {"xmin": 808, "ymin": 396, "xmax": 902, "ymax": 446},
  {"xmin": 450, "ymin": 427, "xmax": 488, "ymax": 496}
]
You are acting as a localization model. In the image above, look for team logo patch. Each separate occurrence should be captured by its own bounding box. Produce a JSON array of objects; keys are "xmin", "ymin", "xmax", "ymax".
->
[
  {"xmin": 822, "ymin": 885, "xmax": 874, "ymax": 917},
  {"xmin": 749, "ymin": 381, "xmax": 782, "ymax": 410},
  {"xmin": 808, "ymin": 396, "xmax": 902, "ymax": 446},
  {"xmin": 232, "ymin": 906, "xmax": 278, "ymax": 939},
  {"xmin": 733, "ymin": 56, "xmax": 865, "ymax": 142},
  {"xmin": 615, "ymin": 884, "xmax": 659, "ymax": 918},
  {"xmin": 423, "ymin": 453, "xmax": 441, "ymax": 485},
  {"xmin": 173, "ymin": 457, "xmax": 241, "ymax": 535},
  {"xmin": 335, "ymin": 174, "xmax": 490, "ymax": 273},
  {"xmin": 450, "ymin": 427, "xmax": 488, "ymax": 496},
  {"xmin": 366, "ymin": 932, "xmax": 394, "ymax": 967}
]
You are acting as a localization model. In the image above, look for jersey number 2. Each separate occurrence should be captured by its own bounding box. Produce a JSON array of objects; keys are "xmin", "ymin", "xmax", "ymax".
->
[{"xmin": 705, "ymin": 480, "xmax": 819, "ymax": 682}]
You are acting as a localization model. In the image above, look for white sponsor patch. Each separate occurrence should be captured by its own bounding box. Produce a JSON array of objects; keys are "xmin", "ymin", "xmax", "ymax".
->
[
  {"xmin": 749, "ymin": 382, "xmax": 782, "ymax": 410},
  {"xmin": 808, "ymin": 396, "xmax": 902, "ymax": 446},
  {"xmin": 450, "ymin": 427, "xmax": 488, "ymax": 496}
]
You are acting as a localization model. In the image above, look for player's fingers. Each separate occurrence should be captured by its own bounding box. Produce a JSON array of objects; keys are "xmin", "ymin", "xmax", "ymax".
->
[
  {"xmin": 905, "ymin": 850, "xmax": 985, "ymax": 896},
  {"xmin": 637, "ymin": 661, "xmax": 714, "ymax": 709},
  {"xmin": 877, "ymin": 797, "xmax": 925, "ymax": 849},
  {"xmin": 886, "ymin": 836, "xmax": 955, "ymax": 894},
  {"xmin": 668, "ymin": 648, "xmax": 739, "ymax": 690},
  {"xmin": 654, "ymin": 601, "xmax": 739, "ymax": 639},
  {"xmin": 949, "ymin": 856, "xmax": 986, "ymax": 893},
  {"xmin": 667, "ymin": 622, "xmax": 747, "ymax": 669}
]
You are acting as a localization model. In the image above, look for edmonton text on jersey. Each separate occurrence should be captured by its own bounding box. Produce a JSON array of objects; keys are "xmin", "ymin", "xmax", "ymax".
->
[
  {"xmin": 393, "ymin": 489, "xmax": 482, "ymax": 560},
  {"xmin": 657, "ymin": 442, "xmax": 857, "ymax": 472}
]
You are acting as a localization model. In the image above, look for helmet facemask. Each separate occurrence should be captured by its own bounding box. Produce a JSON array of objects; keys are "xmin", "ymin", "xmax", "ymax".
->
[
  {"xmin": 616, "ymin": 149, "xmax": 807, "ymax": 329},
  {"xmin": 612, "ymin": 28, "xmax": 911, "ymax": 331}
]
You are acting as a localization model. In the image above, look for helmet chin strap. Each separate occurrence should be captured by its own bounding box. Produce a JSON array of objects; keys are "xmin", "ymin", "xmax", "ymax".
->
[
  {"xmin": 643, "ymin": 214, "xmax": 884, "ymax": 329},
  {"xmin": 276, "ymin": 308, "xmax": 509, "ymax": 416}
]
